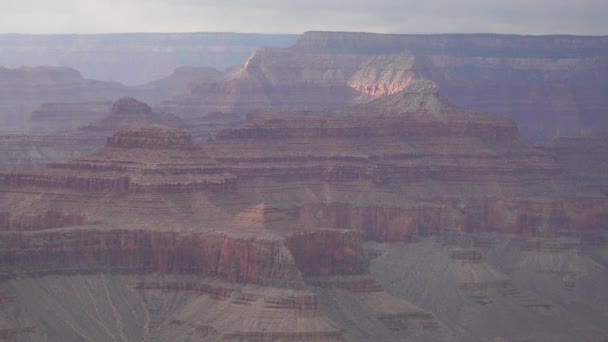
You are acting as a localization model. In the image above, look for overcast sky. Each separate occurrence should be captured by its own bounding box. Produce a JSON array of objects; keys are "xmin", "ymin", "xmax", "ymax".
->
[{"xmin": 1, "ymin": 0, "xmax": 606, "ymax": 35}]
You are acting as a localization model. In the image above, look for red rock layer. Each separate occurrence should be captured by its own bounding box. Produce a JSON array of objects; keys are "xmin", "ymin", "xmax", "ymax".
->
[
  {"xmin": 0, "ymin": 229, "xmax": 305, "ymax": 288},
  {"xmin": 296, "ymin": 197, "xmax": 608, "ymax": 242}
]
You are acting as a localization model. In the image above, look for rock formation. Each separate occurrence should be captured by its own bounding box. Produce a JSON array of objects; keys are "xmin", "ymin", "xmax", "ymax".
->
[
  {"xmin": 163, "ymin": 32, "xmax": 608, "ymax": 142},
  {"xmin": 159, "ymin": 49, "xmax": 418, "ymax": 117},
  {"xmin": 294, "ymin": 32, "xmax": 608, "ymax": 142}
]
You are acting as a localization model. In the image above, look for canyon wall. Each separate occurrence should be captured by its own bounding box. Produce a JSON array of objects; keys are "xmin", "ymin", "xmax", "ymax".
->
[
  {"xmin": 293, "ymin": 31, "xmax": 608, "ymax": 142},
  {"xmin": 164, "ymin": 32, "xmax": 608, "ymax": 141},
  {"xmin": 0, "ymin": 229, "xmax": 307, "ymax": 288}
]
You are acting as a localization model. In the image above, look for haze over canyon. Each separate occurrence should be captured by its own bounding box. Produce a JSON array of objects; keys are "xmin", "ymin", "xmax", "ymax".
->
[{"xmin": 0, "ymin": 26, "xmax": 607, "ymax": 342}]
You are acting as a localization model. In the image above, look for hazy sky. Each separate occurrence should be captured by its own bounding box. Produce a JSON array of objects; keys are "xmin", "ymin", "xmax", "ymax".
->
[{"xmin": 1, "ymin": 0, "xmax": 606, "ymax": 35}]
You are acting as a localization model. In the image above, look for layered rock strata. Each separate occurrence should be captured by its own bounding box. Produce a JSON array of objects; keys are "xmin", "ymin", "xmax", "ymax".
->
[
  {"xmin": 201, "ymin": 82, "xmax": 607, "ymax": 241},
  {"xmin": 294, "ymin": 31, "xmax": 608, "ymax": 141},
  {"xmin": 0, "ymin": 125, "xmax": 368, "ymax": 287},
  {"xmin": 1, "ymin": 76, "xmax": 607, "ymax": 340}
]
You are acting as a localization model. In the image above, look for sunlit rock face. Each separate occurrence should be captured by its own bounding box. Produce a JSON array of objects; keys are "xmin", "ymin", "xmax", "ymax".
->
[
  {"xmin": 294, "ymin": 31, "xmax": 608, "ymax": 142},
  {"xmin": 163, "ymin": 32, "xmax": 608, "ymax": 142}
]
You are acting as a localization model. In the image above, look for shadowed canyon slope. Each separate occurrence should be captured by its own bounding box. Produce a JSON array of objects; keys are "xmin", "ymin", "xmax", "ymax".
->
[{"xmin": 1, "ymin": 75, "xmax": 607, "ymax": 340}]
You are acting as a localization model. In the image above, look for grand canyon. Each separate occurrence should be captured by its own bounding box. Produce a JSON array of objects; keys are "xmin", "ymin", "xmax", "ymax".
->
[{"xmin": 0, "ymin": 26, "xmax": 607, "ymax": 342}]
